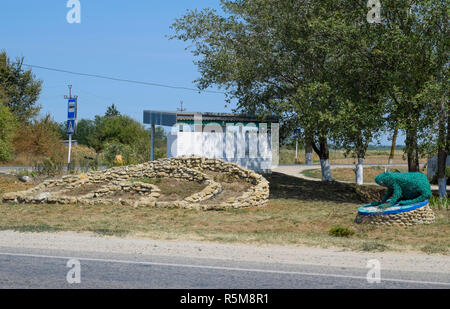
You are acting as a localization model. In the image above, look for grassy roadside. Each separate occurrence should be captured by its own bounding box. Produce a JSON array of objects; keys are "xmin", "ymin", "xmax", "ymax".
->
[{"xmin": 0, "ymin": 173, "xmax": 448, "ymax": 255}]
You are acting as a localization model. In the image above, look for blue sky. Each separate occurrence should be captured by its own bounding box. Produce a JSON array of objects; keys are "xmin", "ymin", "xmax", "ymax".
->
[{"xmin": 0, "ymin": 0, "xmax": 403, "ymax": 145}]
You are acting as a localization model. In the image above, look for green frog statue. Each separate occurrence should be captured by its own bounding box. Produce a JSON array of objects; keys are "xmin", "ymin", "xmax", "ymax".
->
[{"xmin": 369, "ymin": 171, "xmax": 432, "ymax": 208}]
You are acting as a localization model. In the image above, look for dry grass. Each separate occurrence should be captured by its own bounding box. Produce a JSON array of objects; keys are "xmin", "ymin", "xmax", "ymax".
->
[
  {"xmin": 0, "ymin": 174, "xmax": 36, "ymax": 195},
  {"xmin": 0, "ymin": 173, "xmax": 448, "ymax": 254},
  {"xmin": 0, "ymin": 145, "xmax": 102, "ymax": 167},
  {"xmin": 155, "ymin": 178, "xmax": 207, "ymax": 201}
]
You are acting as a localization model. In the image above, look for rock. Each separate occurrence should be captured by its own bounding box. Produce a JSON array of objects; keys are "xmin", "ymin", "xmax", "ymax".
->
[
  {"xmin": 19, "ymin": 176, "xmax": 32, "ymax": 183},
  {"xmin": 34, "ymin": 192, "xmax": 50, "ymax": 202}
]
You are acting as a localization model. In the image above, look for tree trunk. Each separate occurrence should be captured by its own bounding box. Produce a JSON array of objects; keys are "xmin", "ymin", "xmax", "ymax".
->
[
  {"xmin": 314, "ymin": 137, "xmax": 332, "ymax": 182},
  {"xmin": 388, "ymin": 126, "xmax": 398, "ymax": 165},
  {"xmin": 356, "ymin": 157, "xmax": 364, "ymax": 185},
  {"xmin": 305, "ymin": 143, "xmax": 313, "ymax": 165},
  {"xmin": 437, "ymin": 99, "xmax": 448, "ymax": 198},
  {"xmin": 406, "ymin": 128, "xmax": 420, "ymax": 172}
]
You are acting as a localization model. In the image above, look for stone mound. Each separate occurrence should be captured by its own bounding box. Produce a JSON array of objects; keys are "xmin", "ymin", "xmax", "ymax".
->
[
  {"xmin": 2, "ymin": 157, "xmax": 269, "ymax": 210},
  {"xmin": 355, "ymin": 201, "xmax": 435, "ymax": 226}
]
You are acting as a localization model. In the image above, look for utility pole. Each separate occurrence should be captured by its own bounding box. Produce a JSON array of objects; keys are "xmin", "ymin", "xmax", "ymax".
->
[
  {"xmin": 177, "ymin": 100, "xmax": 186, "ymax": 112},
  {"xmin": 64, "ymin": 85, "xmax": 78, "ymax": 171}
]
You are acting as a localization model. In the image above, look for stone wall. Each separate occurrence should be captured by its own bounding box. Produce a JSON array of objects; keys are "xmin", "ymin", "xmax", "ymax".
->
[
  {"xmin": 2, "ymin": 156, "xmax": 269, "ymax": 210},
  {"xmin": 354, "ymin": 204, "xmax": 435, "ymax": 226}
]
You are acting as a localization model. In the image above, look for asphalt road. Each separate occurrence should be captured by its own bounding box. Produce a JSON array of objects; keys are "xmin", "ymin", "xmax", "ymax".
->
[{"xmin": 0, "ymin": 247, "xmax": 448, "ymax": 289}]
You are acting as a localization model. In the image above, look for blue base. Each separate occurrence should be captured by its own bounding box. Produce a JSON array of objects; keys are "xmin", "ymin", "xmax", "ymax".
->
[{"xmin": 358, "ymin": 200, "xmax": 429, "ymax": 215}]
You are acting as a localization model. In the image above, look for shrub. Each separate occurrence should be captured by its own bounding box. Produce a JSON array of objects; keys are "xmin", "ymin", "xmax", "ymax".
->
[
  {"xmin": 104, "ymin": 143, "xmax": 136, "ymax": 166},
  {"xmin": 33, "ymin": 157, "xmax": 64, "ymax": 176},
  {"xmin": 429, "ymin": 196, "xmax": 449, "ymax": 210},
  {"xmin": 328, "ymin": 226, "xmax": 355, "ymax": 237},
  {"xmin": 13, "ymin": 114, "xmax": 65, "ymax": 162},
  {"xmin": 0, "ymin": 104, "xmax": 17, "ymax": 162}
]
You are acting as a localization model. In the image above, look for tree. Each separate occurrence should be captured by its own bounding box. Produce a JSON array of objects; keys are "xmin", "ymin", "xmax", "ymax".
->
[
  {"xmin": 105, "ymin": 104, "xmax": 120, "ymax": 117},
  {"xmin": 70, "ymin": 119, "xmax": 97, "ymax": 147},
  {"xmin": 171, "ymin": 0, "xmax": 447, "ymax": 182},
  {"xmin": 13, "ymin": 114, "xmax": 65, "ymax": 162},
  {"xmin": 0, "ymin": 51, "xmax": 42, "ymax": 122},
  {"xmin": 171, "ymin": 0, "xmax": 353, "ymax": 181},
  {"xmin": 0, "ymin": 102, "xmax": 17, "ymax": 162}
]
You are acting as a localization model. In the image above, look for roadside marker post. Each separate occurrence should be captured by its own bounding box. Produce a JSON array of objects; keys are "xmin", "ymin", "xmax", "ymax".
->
[{"xmin": 64, "ymin": 85, "xmax": 78, "ymax": 171}]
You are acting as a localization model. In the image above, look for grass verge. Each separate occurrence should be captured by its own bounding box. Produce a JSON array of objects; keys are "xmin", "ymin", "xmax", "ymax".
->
[{"xmin": 0, "ymin": 173, "xmax": 448, "ymax": 254}]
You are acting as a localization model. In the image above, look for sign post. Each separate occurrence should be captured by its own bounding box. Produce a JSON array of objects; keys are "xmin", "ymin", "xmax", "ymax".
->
[{"xmin": 64, "ymin": 86, "xmax": 78, "ymax": 170}]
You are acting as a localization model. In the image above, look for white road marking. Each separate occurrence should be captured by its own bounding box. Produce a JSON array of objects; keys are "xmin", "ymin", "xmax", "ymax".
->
[{"xmin": 0, "ymin": 251, "xmax": 448, "ymax": 286}]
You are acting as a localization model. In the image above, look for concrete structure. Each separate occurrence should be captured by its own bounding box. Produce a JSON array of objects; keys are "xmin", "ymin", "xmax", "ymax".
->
[{"xmin": 143, "ymin": 110, "xmax": 279, "ymax": 172}]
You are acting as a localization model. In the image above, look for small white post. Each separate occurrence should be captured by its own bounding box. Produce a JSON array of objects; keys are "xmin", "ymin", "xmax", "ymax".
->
[
  {"xmin": 295, "ymin": 140, "xmax": 298, "ymax": 163},
  {"xmin": 68, "ymin": 134, "xmax": 72, "ymax": 169},
  {"xmin": 150, "ymin": 124, "xmax": 155, "ymax": 161}
]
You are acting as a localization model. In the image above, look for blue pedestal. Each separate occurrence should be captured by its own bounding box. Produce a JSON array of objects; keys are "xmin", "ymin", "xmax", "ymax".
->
[{"xmin": 358, "ymin": 200, "xmax": 429, "ymax": 216}]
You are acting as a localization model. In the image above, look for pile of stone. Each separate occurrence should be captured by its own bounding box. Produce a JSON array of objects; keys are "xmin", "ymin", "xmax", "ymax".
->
[
  {"xmin": 354, "ymin": 204, "xmax": 435, "ymax": 226},
  {"xmin": 2, "ymin": 156, "xmax": 270, "ymax": 210}
]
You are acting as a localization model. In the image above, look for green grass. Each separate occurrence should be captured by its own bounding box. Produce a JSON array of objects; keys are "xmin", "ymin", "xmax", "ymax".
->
[
  {"xmin": 328, "ymin": 226, "xmax": 355, "ymax": 237},
  {"xmin": 430, "ymin": 196, "xmax": 449, "ymax": 210}
]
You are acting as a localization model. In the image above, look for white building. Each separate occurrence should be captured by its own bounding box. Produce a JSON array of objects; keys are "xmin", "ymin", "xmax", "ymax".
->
[{"xmin": 143, "ymin": 111, "xmax": 279, "ymax": 172}]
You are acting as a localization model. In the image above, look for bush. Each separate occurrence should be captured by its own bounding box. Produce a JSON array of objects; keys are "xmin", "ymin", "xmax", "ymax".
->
[
  {"xmin": 0, "ymin": 104, "xmax": 17, "ymax": 162},
  {"xmin": 328, "ymin": 226, "xmax": 355, "ymax": 237},
  {"xmin": 33, "ymin": 157, "xmax": 64, "ymax": 176},
  {"xmin": 429, "ymin": 196, "xmax": 449, "ymax": 210},
  {"xmin": 13, "ymin": 114, "xmax": 65, "ymax": 163},
  {"xmin": 104, "ymin": 143, "xmax": 136, "ymax": 166}
]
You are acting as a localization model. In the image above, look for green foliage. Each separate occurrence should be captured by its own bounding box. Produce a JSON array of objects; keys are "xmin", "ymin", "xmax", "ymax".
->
[
  {"xmin": 0, "ymin": 103, "xmax": 18, "ymax": 161},
  {"xmin": 104, "ymin": 104, "xmax": 120, "ymax": 117},
  {"xmin": 72, "ymin": 106, "xmax": 167, "ymax": 165},
  {"xmin": 13, "ymin": 114, "xmax": 65, "ymax": 162},
  {"xmin": 78, "ymin": 156, "xmax": 98, "ymax": 172},
  {"xmin": 429, "ymin": 196, "xmax": 449, "ymax": 211},
  {"xmin": 171, "ymin": 0, "xmax": 448, "ymax": 173},
  {"xmin": 328, "ymin": 226, "xmax": 354, "ymax": 238},
  {"xmin": 0, "ymin": 51, "xmax": 42, "ymax": 122},
  {"xmin": 103, "ymin": 142, "xmax": 136, "ymax": 166}
]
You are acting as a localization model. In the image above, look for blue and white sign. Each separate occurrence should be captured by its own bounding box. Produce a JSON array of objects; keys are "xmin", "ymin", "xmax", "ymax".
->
[
  {"xmin": 68, "ymin": 98, "xmax": 77, "ymax": 120},
  {"xmin": 67, "ymin": 98, "xmax": 77, "ymax": 135},
  {"xmin": 67, "ymin": 119, "xmax": 76, "ymax": 135}
]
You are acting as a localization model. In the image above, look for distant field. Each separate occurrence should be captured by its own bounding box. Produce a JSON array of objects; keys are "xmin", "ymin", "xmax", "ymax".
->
[{"xmin": 279, "ymin": 148, "xmax": 427, "ymax": 165}]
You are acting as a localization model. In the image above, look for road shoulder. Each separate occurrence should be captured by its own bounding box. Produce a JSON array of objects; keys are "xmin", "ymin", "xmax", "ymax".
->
[{"xmin": 0, "ymin": 231, "xmax": 448, "ymax": 274}]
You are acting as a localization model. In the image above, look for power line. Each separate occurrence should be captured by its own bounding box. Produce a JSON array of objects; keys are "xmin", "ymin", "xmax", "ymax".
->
[{"xmin": 23, "ymin": 63, "xmax": 226, "ymax": 95}]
